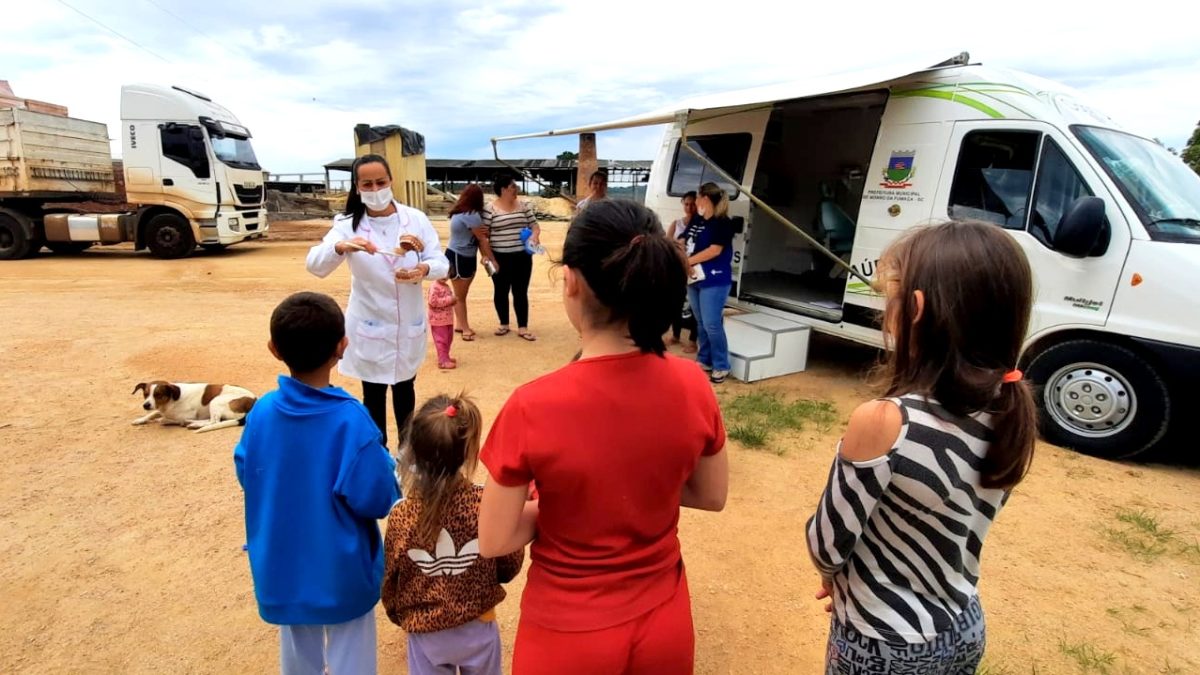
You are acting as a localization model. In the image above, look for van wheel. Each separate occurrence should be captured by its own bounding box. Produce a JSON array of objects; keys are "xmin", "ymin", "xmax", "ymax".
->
[
  {"xmin": 1026, "ymin": 339, "xmax": 1169, "ymax": 460},
  {"xmin": 146, "ymin": 213, "xmax": 195, "ymax": 259},
  {"xmin": 46, "ymin": 241, "xmax": 93, "ymax": 255},
  {"xmin": 0, "ymin": 213, "xmax": 36, "ymax": 260}
]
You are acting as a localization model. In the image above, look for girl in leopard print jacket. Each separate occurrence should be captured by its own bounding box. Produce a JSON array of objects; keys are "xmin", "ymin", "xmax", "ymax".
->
[{"xmin": 382, "ymin": 393, "xmax": 524, "ymax": 675}]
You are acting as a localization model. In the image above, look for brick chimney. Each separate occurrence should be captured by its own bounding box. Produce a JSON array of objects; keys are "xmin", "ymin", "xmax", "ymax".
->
[{"xmin": 576, "ymin": 133, "xmax": 597, "ymax": 200}]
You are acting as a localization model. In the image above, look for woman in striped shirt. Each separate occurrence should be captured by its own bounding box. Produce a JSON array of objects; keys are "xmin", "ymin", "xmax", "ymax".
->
[
  {"xmin": 482, "ymin": 174, "xmax": 541, "ymax": 341},
  {"xmin": 806, "ymin": 220, "xmax": 1037, "ymax": 674}
]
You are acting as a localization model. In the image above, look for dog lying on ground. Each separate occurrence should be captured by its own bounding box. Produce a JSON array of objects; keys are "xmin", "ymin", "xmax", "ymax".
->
[{"xmin": 132, "ymin": 381, "xmax": 256, "ymax": 433}]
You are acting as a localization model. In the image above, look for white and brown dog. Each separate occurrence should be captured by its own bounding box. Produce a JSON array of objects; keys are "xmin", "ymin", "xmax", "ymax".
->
[{"xmin": 132, "ymin": 381, "xmax": 256, "ymax": 433}]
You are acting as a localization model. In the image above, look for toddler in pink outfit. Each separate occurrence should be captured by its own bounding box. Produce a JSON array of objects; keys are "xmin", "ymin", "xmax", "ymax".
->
[{"xmin": 427, "ymin": 278, "xmax": 457, "ymax": 369}]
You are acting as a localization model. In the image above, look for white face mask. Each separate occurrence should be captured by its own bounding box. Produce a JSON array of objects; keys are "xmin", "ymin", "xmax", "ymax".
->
[{"xmin": 360, "ymin": 186, "xmax": 393, "ymax": 211}]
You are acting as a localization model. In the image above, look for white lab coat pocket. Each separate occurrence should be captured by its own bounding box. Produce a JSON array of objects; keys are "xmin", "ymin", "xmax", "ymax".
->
[
  {"xmin": 401, "ymin": 322, "xmax": 427, "ymax": 366},
  {"xmin": 352, "ymin": 319, "xmax": 396, "ymax": 365}
]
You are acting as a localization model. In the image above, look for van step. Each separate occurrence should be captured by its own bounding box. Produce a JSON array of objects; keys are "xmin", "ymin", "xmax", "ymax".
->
[{"xmin": 725, "ymin": 311, "xmax": 811, "ymax": 383}]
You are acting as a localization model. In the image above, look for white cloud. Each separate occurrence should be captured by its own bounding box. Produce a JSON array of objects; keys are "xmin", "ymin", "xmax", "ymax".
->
[{"xmin": 1, "ymin": 0, "xmax": 1196, "ymax": 174}]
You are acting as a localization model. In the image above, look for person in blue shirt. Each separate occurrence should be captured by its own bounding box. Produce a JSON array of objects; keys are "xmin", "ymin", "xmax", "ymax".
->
[
  {"xmin": 235, "ymin": 291, "xmax": 401, "ymax": 675},
  {"xmin": 684, "ymin": 182, "xmax": 736, "ymax": 383}
]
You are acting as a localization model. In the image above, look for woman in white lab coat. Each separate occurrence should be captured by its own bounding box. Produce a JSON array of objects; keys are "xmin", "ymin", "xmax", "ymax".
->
[{"xmin": 306, "ymin": 154, "xmax": 449, "ymax": 449}]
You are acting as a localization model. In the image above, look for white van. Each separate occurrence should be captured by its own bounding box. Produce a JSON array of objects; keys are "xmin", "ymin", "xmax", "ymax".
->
[{"xmin": 492, "ymin": 54, "xmax": 1200, "ymax": 460}]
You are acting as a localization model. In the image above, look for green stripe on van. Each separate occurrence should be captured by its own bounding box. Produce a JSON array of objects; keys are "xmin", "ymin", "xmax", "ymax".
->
[
  {"xmin": 892, "ymin": 89, "xmax": 1006, "ymax": 119},
  {"xmin": 846, "ymin": 281, "xmax": 880, "ymax": 297}
]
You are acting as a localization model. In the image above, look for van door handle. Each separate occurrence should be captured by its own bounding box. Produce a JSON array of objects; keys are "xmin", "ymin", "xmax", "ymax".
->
[{"xmin": 163, "ymin": 179, "xmax": 174, "ymax": 186}]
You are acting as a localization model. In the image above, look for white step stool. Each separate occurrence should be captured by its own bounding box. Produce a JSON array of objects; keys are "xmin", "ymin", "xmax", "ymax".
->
[{"xmin": 725, "ymin": 311, "xmax": 811, "ymax": 382}]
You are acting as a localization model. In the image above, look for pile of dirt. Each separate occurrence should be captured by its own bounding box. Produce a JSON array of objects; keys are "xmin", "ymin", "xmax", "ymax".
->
[
  {"xmin": 265, "ymin": 190, "xmax": 335, "ymax": 222},
  {"xmin": 426, "ymin": 192, "xmax": 454, "ymax": 217},
  {"xmin": 265, "ymin": 218, "xmax": 333, "ymax": 242},
  {"xmin": 426, "ymin": 192, "xmax": 574, "ymax": 221},
  {"xmin": 524, "ymin": 196, "xmax": 576, "ymax": 220}
]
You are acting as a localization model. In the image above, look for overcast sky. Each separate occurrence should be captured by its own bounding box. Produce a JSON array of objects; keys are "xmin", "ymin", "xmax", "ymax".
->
[{"xmin": 4, "ymin": 0, "xmax": 1197, "ymax": 174}]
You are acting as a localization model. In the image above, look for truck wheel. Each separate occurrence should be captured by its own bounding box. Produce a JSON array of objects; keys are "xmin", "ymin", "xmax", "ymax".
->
[
  {"xmin": 1026, "ymin": 339, "xmax": 1169, "ymax": 460},
  {"xmin": 46, "ymin": 241, "xmax": 93, "ymax": 255},
  {"xmin": 145, "ymin": 213, "xmax": 195, "ymax": 259},
  {"xmin": 0, "ymin": 213, "xmax": 36, "ymax": 260}
]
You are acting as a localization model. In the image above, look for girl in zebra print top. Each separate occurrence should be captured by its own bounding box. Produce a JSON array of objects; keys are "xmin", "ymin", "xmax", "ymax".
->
[{"xmin": 806, "ymin": 220, "xmax": 1038, "ymax": 674}]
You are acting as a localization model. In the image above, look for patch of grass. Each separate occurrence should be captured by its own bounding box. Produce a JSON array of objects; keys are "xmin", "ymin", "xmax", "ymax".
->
[
  {"xmin": 721, "ymin": 391, "xmax": 837, "ymax": 453},
  {"xmin": 1104, "ymin": 528, "xmax": 1169, "ymax": 561},
  {"xmin": 1178, "ymin": 539, "xmax": 1200, "ymax": 562},
  {"xmin": 1116, "ymin": 509, "xmax": 1176, "ymax": 542},
  {"xmin": 1104, "ymin": 508, "xmax": 1181, "ymax": 562},
  {"xmin": 1058, "ymin": 639, "xmax": 1117, "ymax": 673},
  {"xmin": 728, "ymin": 424, "xmax": 767, "ymax": 448}
]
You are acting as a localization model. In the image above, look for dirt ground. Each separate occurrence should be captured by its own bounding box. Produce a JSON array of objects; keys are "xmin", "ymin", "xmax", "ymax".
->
[{"xmin": 1, "ymin": 218, "xmax": 1198, "ymax": 674}]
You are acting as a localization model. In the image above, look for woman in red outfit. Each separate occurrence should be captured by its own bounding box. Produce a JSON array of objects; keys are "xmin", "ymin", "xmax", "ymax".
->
[{"xmin": 478, "ymin": 200, "xmax": 729, "ymax": 675}]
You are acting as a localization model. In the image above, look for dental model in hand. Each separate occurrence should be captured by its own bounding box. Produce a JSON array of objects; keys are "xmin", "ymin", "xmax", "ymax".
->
[
  {"xmin": 396, "ymin": 234, "xmax": 424, "ymax": 255},
  {"xmin": 392, "ymin": 235, "xmax": 428, "ymax": 283}
]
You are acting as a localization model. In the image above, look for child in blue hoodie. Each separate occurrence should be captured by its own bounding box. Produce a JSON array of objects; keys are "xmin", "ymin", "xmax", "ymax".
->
[{"xmin": 235, "ymin": 291, "xmax": 401, "ymax": 675}]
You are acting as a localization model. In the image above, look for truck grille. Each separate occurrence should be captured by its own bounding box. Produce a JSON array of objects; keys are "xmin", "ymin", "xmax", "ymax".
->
[{"xmin": 234, "ymin": 184, "xmax": 264, "ymax": 204}]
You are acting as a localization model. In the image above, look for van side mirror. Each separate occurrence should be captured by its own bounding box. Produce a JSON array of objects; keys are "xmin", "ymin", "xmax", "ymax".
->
[{"xmin": 1054, "ymin": 196, "xmax": 1108, "ymax": 258}]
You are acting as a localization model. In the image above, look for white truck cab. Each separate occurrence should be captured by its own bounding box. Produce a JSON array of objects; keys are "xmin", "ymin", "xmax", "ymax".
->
[
  {"xmin": 0, "ymin": 83, "xmax": 267, "ymax": 260},
  {"xmin": 121, "ymin": 84, "xmax": 267, "ymax": 257},
  {"xmin": 493, "ymin": 55, "xmax": 1200, "ymax": 460}
]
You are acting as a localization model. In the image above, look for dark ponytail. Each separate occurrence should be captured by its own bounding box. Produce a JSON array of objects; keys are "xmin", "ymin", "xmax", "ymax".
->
[
  {"xmin": 562, "ymin": 200, "xmax": 687, "ymax": 356},
  {"xmin": 879, "ymin": 220, "xmax": 1037, "ymax": 490},
  {"xmin": 981, "ymin": 378, "xmax": 1037, "ymax": 489},
  {"xmin": 343, "ymin": 154, "xmax": 392, "ymax": 231}
]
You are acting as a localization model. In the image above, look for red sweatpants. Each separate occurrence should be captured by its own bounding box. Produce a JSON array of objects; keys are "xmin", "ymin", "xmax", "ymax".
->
[{"xmin": 512, "ymin": 572, "xmax": 695, "ymax": 675}]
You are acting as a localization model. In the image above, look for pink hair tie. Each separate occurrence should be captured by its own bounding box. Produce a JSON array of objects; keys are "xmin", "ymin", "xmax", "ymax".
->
[
  {"xmin": 445, "ymin": 405, "xmax": 458, "ymax": 418},
  {"xmin": 630, "ymin": 234, "xmax": 645, "ymax": 246},
  {"xmin": 1002, "ymin": 370, "xmax": 1023, "ymax": 384}
]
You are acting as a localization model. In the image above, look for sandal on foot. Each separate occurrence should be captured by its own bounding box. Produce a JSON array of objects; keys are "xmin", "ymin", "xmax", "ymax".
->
[
  {"xmin": 495, "ymin": 327, "xmax": 511, "ymax": 336},
  {"xmin": 518, "ymin": 331, "xmax": 537, "ymax": 342},
  {"xmin": 461, "ymin": 330, "xmax": 476, "ymax": 341}
]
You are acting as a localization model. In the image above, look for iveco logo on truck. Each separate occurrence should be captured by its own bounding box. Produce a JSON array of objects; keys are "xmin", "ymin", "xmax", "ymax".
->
[{"xmin": 129, "ymin": 124, "xmax": 136, "ymax": 149}]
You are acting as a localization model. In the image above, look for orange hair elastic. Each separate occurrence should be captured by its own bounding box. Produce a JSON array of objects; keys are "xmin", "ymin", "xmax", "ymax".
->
[{"xmin": 1002, "ymin": 370, "xmax": 1023, "ymax": 384}]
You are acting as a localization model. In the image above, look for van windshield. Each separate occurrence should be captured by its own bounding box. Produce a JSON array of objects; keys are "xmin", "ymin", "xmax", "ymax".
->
[
  {"xmin": 210, "ymin": 134, "xmax": 262, "ymax": 171},
  {"xmin": 1074, "ymin": 126, "xmax": 1200, "ymax": 244}
]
